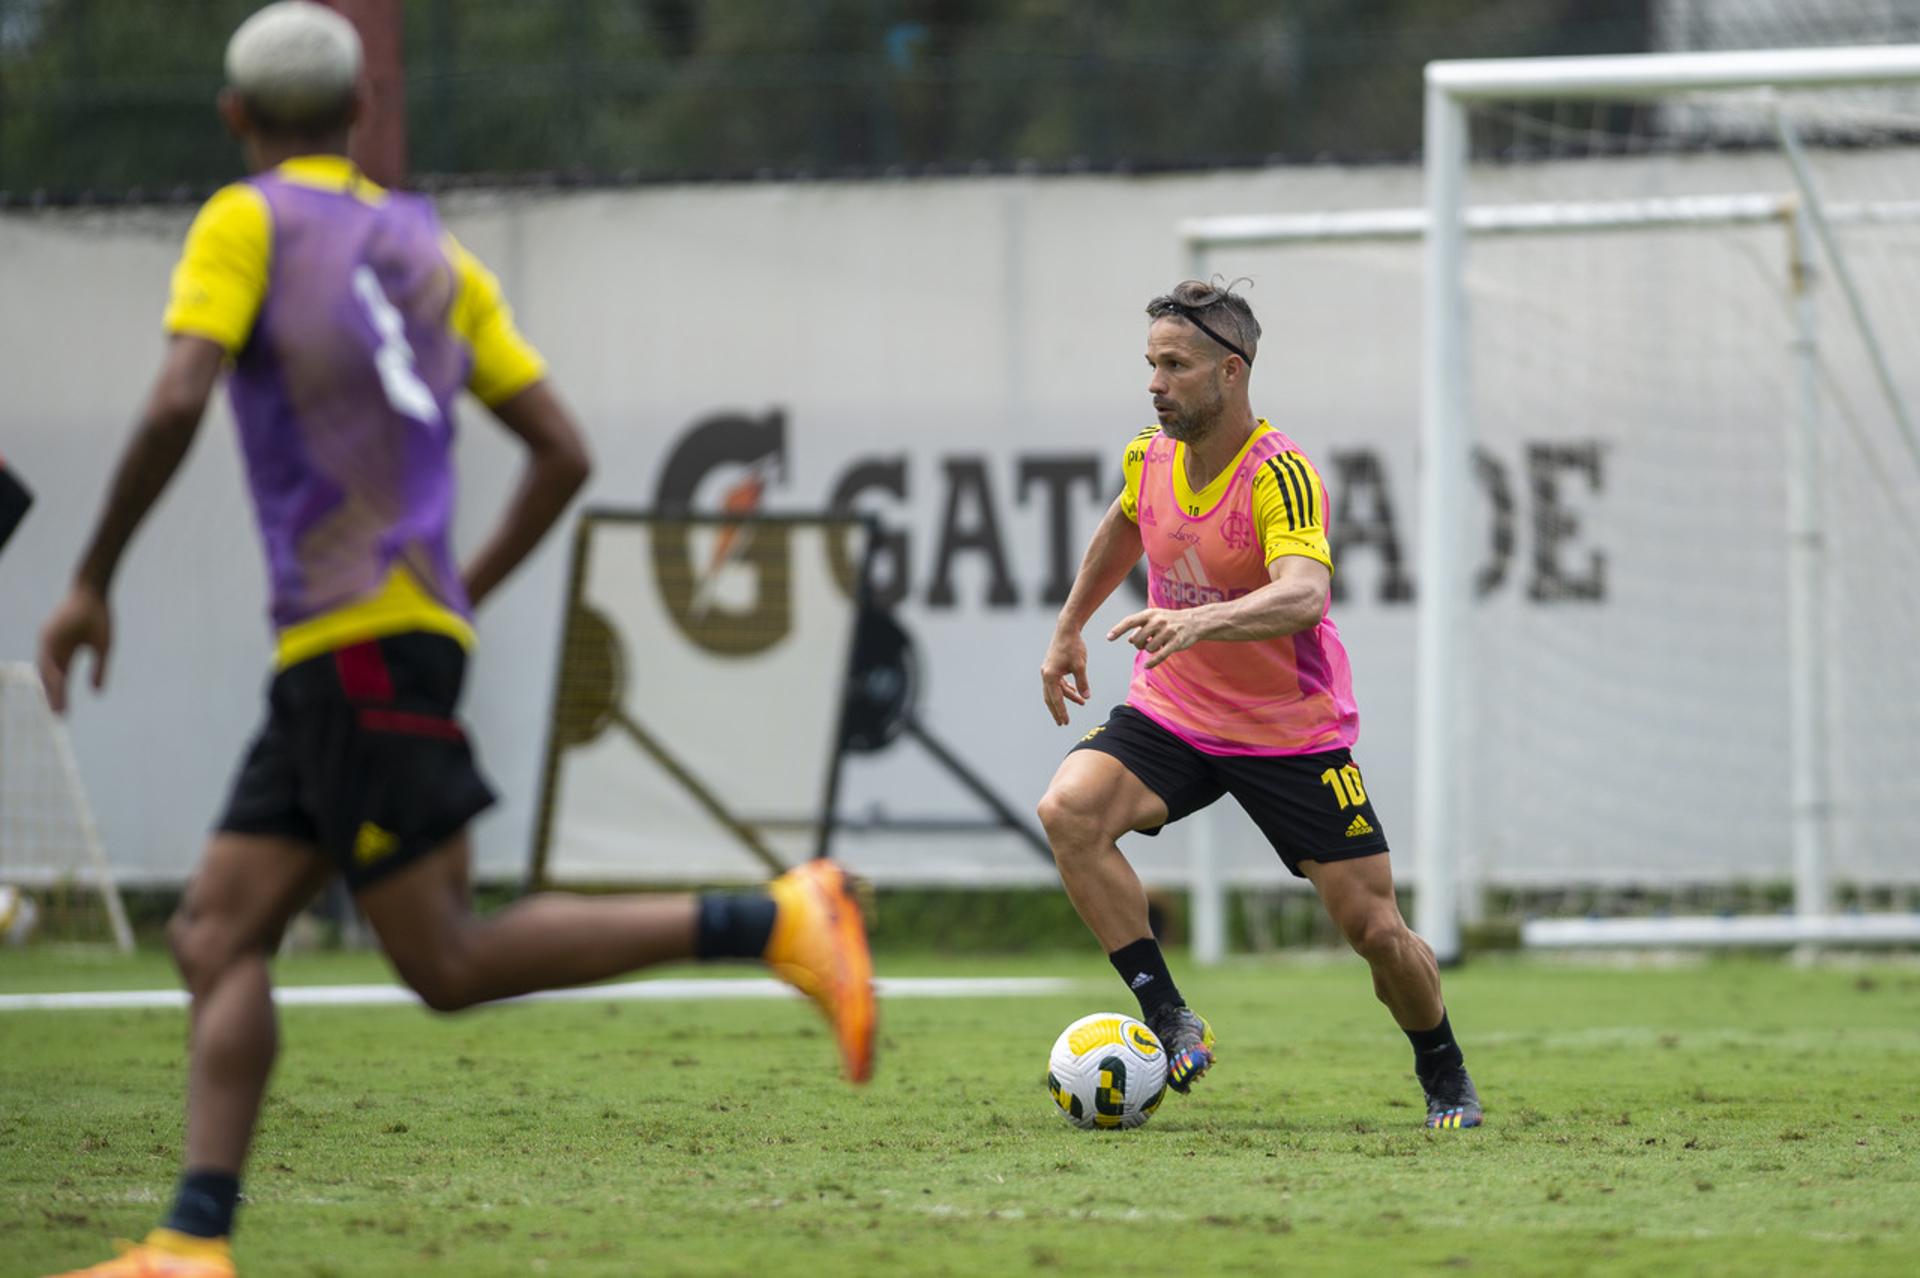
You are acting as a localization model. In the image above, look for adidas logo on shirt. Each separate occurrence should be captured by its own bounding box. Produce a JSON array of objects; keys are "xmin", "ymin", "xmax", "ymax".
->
[{"xmin": 1345, "ymin": 813, "xmax": 1375, "ymax": 838}]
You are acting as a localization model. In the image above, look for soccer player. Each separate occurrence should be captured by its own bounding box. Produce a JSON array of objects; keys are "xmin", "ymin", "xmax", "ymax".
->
[
  {"xmin": 37, "ymin": 6, "xmax": 873, "ymax": 1275},
  {"xmin": 1036, "ymin": 279, "xmax": 1481, "ymax": 1129}
]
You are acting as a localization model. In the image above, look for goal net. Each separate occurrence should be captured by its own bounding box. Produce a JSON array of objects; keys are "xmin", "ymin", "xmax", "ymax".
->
[
  {"xmin": 529, "ymin": 512, "xmax": 868, "ymax": 886},
  {"xmin": 1188, "ymin": 47, "xmax": 1920, "ymax": 952},
  {"xmin": 1439, "ymin": 59, "xmax": 1920, "ymax": 949},
  {"xmin": 0, "ymin": 662, "xmax": 134, "ymax": 950}
]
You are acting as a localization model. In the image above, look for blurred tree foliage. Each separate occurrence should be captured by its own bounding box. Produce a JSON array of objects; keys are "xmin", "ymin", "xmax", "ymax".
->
[{"xmin": 1, "ymin": 0, "xmax": 1662, "ymax": 197}]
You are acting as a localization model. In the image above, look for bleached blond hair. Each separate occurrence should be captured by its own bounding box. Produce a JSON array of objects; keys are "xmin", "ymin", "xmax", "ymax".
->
[{"xmin": 224, "ymin": 2, "xmax": 362, "ymax": 134}]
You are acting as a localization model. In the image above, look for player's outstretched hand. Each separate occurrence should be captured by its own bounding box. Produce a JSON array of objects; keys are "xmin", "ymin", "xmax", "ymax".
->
[
  {"xmin": 38, "ymin": 585, "xmax": 112, "ymax": 715},
  {"xmin": 1041, "ymin": 628, "xmax": 1090, "ymax": 725},
  {"xmin": 1108, "ymin": 607, "xmax": 1204, "ymax": 670}
]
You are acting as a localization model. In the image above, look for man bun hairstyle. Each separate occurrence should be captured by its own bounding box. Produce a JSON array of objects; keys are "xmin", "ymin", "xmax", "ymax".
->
[
  {"xmin": 225, "ymin": 1, "xmax": 362, "ymax": 136},
  {"xmin": 1145, "ymin": 278, "xmax": 1261, "ymax": 367}
]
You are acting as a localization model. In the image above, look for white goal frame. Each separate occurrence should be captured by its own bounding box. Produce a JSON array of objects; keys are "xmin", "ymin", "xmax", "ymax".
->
[
  {"xmin": 0, "ymin": 662, "xmax": 134, "ymax": 951},
  {"xmin": 1182, "ymin": 45, "xmax": 1920, "ymax": 958}
]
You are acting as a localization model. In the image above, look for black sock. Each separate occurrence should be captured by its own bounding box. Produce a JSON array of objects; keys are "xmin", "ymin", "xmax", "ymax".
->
[
  {"xmin": 1108, "ymin": 936, "xmax": 1182, "ymax": 1020},
  {"xmin": 162, "ymin": 1168, "xmax": 240, "ymax": 1240},
  {"xmin": 1406, "ymin": 1010, "xmax": 1465, "ymax": 1081},
  {"xmin": 694, "ymin": 892, "xmax": 777, "ymax": 960}
]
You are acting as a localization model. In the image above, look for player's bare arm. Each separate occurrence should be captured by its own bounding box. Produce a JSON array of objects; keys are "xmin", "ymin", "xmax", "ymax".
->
[
  {"xmin": 459, "ymin": 378, "xmax": 592, "ymax": 610},
  {"xmin": 1108, "ymin": 554, "xmax": 1330, "ymax": 669},
  {"xmin": 38, "ymin": 334, "xmax": 226, "ymax": 713},
  {"xmin": 1042, "ymin": 494, "xmax": 1144, "ymax": 725}
]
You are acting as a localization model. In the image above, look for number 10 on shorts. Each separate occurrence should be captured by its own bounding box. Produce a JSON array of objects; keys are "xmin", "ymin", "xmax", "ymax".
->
[{"xmin": 1320, "ymin": 763, "xmax": 1368, "ymax": 810}]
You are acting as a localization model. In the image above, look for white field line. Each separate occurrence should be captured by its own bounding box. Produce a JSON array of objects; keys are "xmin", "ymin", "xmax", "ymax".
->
[{"xmin": 0, "ymin": 975, "xmax": 1075, "ymax": 1013}]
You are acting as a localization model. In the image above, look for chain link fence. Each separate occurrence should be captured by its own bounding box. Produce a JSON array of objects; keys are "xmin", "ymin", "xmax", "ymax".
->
[
  {"xmin": 2, "ymin": 3, "xmax": 1914, "ymax": 196},
  {"xmin": 0, "ymin": 0, "xmax": 1644, "ymax": 199}
]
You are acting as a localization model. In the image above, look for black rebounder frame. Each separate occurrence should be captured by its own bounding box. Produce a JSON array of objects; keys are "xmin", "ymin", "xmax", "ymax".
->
[{"xmin": 525, "ymin": 509, "xmax": 1049, "ymax": 890}]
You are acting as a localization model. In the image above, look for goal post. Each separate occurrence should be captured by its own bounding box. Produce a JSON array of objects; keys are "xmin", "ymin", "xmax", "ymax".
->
[
  {"xmin": 1421, "ymin": 45, "xmax": 1920, "ymax": 956},
  {"xmin": 1182, "ymin": 44, "xmax": 1920, "ymax": 957},
  {"xmin": 0, "ymin": 663, "xmax": 135, "ymax": 952}
]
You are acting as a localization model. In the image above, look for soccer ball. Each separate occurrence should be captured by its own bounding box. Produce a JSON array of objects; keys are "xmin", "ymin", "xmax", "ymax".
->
[
  {"xmin": 1045, "ymin": 1012, "xmax": 1169, "ymax": 1130},
  {"xmin": 0, "ymin": 884, "xmax": 39, "ymax": 946}
]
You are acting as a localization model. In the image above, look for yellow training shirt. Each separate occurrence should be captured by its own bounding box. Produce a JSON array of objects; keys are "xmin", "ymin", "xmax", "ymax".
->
[
  {"xmin": 1119, "ymin": 421, "xmax": 1333, "ymax": 570},
  {"xmin": 164, "ymin": 155, "xmax": 547, "ymax": 404}
]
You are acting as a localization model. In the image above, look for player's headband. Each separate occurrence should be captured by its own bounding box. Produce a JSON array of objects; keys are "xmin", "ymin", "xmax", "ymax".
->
[{"xmin": 1159, "ymin": 304, "xmax": 1253, "ymax": 366}]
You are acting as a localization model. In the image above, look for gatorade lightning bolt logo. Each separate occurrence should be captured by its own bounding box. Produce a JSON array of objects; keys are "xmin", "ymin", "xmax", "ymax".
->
[
  {"xmin": 688, "ymin": 459, "xmax": 773, "ymax": 622},
  {"xmin": 650, "ymin": 411, "xmax": 791, "ymax": 656}
]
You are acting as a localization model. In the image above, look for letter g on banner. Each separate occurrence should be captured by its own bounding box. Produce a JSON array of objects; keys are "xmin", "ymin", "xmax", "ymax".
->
[{"xmin": 651, "ymin": 411, "xmax": 792, "ymax": 656}]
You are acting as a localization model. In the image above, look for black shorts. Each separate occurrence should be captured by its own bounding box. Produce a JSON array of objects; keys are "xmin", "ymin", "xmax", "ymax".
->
[
  {"xmin": 216, "ymin": 632, "xmax": 496, "ymax": 890},
  {"xmin": 1070, "ymin": 703, "xmax": 1389, "ymax": 878}
]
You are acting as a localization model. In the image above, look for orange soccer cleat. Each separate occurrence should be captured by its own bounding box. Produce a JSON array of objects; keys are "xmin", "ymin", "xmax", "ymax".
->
[
  {"xmin": 46, "ymin": 1230, "xmax": 236, "ymax": 1277},
  {"xmin": 764, "ymin": 859, "xmax": 877, "ymax": 1083}
]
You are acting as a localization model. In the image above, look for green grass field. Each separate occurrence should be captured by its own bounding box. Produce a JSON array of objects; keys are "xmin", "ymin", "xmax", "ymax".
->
[{"xmin": 4, "ymin": 948, "xmax": 1918, "ymax": 1277}]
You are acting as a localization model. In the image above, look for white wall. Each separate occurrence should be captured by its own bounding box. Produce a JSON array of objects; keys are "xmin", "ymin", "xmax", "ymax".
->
[
  {"xmin": 0, "ymin": 167, "xmax": 1427, "ymax": 889},
  {"xmin": 5, "ymin": 156, "xmax": 1914, "ymax": 890}
]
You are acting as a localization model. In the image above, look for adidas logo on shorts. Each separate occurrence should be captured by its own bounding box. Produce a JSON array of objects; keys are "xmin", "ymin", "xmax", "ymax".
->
[{"xmin": 1344, "ymin": 813, "xmax": 1375, "ymax": 838}]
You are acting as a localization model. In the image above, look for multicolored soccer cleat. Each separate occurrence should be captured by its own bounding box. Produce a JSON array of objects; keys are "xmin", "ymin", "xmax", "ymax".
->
[
  {"xmin": 765, "ymin": 858, "xmax": 877, "ymax": 1084},
  {"xmin": 1146, "ymin": 1004, "xmax": 1215, "ymax": 1093},
  {"xmin": 45, "ymin": 1229, "xmax": 236, "ymax": 1277},
  {"xmin": 1422, "ymin": 1065, "xmax": 1484, "ymax": 1129}
]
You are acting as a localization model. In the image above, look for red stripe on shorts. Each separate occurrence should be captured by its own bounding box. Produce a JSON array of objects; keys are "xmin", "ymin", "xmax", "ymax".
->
[
  {"xmin": 358, "ymin": 708, "xmax": 464, "ymax": 741},
  {"xmin": 334, "ymin": 642, "xmax": 393, "ymax": 702}
]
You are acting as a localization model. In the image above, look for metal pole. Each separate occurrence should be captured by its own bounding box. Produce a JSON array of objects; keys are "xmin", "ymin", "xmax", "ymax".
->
[
  {"xmin": 1783, "ymin": 205, "xmax": 1833, "ymax": 927},
  {"xmin": 1524, "ymin": 913, "xmax": 1920, "ymax": 948},
  {"xmin": 1429, "ymin": 44, "xmax": 1920, "ymax": 103},
  {"xmin": 1179, "ymin": 196, "xmax": 1920, "ymax": 254},
  {"xmin": 901, "ymin": 719, "xmax": 1054, "ymax": 862},
  {"xmin": 1190, "ymin": 808, "xmax": 1225, "ymax": 967},
  {"xmin": 326, "ymin": 0, "xmax": 409, "ymax": 187},
  {"xmin": 1776, "ymin": 115, "xmax": 1920, "ymax": 478},
  {"xmin": 1414, "ymin": 77, "xmax": 1470, "ymax": 964},
  {"xmin": 1185, "ymin": 235, "xmax": 1208, "ymax": 287},
  {"xmin": 1181, "ymin": 231, "xmax": 1229, "ymax": 967}
]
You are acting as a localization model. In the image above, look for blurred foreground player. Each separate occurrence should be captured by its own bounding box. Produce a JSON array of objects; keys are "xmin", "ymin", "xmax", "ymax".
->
[
  {"xmin": 0, "ymin": 453, "xmax": 31, "ymax": 555},
  {"xmin": 1035, "ymin": 279, "xmax": 1480, "ymax": 1128},
  {"xmin": 38, "ymin": 6, "xmax": 872, "ymax": 1275}
]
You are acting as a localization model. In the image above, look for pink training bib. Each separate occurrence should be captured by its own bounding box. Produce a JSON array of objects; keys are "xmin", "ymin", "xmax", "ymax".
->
[{"xmin": 1127, "ymin": 428, "xmax": 1359, "ymax": 756}]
